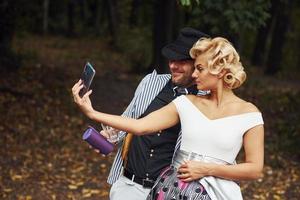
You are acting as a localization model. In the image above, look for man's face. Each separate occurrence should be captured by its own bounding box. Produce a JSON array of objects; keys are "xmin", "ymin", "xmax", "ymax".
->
[{"xmin": 169, "ymin": 59, "xmax": 195, "ymax": 87}]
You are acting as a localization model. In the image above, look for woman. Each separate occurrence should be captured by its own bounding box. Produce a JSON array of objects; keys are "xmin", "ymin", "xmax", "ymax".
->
[{"xmin": 72, "ymin": 37, "xmax": 264, "ymax": 200}]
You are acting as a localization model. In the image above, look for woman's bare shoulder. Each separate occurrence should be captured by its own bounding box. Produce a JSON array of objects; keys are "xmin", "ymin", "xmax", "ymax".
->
[{"xmin": 235, "ymin": 99, "xmax": 261, "ymax": 113}]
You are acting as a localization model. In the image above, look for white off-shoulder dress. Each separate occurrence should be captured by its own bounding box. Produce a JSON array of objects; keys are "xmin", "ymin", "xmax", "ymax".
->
[{"xmin": 148, "ymin": 95, "xmax": 264, "ymax": 200}]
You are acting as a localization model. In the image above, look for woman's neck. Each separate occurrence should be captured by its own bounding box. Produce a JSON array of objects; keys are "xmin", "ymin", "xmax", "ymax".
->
[{"xmin": 209, "ymin": 82, "xmax": 235, "ymax": 107}]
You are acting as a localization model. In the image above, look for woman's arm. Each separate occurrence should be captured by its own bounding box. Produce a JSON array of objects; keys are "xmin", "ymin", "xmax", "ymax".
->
[
  {"xmin": 178, "ymin": 125, "xmax": 264, "ymax": 181},
  {"xmin": 72, "ymin": 80, "xmax": 180, "ymax": 135},
  {"xmin": 88, "ymin": 104, "xmax": 179, "ymax": 135},
  {"xmin": 112, "ymin": 74, "xmax": 151, "ymax": 142}
]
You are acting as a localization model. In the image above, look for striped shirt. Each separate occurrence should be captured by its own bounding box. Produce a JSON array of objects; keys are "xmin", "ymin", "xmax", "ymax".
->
[{"xmin": 107, "ymin": 70, "xmax": 184, "ymax": 184}]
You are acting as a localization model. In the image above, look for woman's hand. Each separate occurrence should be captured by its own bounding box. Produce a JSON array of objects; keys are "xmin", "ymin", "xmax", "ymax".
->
[
  {"xmin": 177, "ymin": 161, "xmax": 215, "ymax": 182},
  {"xmin": 72, "ymin": 79, "xmax": 94, "ymax": 118}
]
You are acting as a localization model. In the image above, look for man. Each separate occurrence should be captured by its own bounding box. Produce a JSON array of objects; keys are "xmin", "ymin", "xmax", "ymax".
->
[{"xmin": 106, "ymin": 28, "xmax": 209, "ymax": 200}]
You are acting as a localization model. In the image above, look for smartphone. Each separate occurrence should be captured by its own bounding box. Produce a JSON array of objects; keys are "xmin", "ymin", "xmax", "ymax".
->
[{"xmin": 79, "ymin": 62, "xmax": 96, "ymax": 97}]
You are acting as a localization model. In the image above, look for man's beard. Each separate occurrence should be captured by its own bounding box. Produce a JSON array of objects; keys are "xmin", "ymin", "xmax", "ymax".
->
[{"xmin": 172, "ymin": 76, "xmax": 194, "ymax": 87}]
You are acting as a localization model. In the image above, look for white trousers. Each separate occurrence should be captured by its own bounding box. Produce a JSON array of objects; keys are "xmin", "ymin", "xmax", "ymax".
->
[{"xmin": 109, "ymin": 175, "xmax": 151, "ymax": 200}]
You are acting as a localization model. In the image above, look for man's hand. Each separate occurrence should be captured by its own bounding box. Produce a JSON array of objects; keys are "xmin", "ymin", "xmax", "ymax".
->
[
  {"xmin": 72, "ymin": 80, "xmax": 94, "ymax": 118},
  {"xmin": 89, "ymin": 130, "xmax": 110, "ymax": 154},
  {"xmin": 101, "ymin": 124, "xmax": 120, "ymax": 144}
]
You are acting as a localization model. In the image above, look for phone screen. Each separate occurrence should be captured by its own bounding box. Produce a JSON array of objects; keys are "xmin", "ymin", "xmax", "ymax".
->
[{"xmin": 79, "ymin": 62, "xmax": 96, "ymax": 97}]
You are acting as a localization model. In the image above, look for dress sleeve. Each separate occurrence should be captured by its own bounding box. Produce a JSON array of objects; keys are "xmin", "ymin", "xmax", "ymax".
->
[
  {"xmin": 242, "ymin": 112, "xmax": 264, "ymax": 133},
  {"xmin": 172, "ymin": 95, "xmax": 185, "ymax": 113}
]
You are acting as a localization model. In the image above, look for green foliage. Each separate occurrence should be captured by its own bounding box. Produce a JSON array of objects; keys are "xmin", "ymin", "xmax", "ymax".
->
[
  {"xmin": 279, "ymin": 6, "xmax": 300, "ymax": 78},
  {"xmin": 180, "ymin": 0, "xmax": 270, "ymax": 35},
  {"xmin": 179, "ymin": 0, "xmax": 200, "ymax": 6},
  {"xmin": 4, "ymin": 0, "xmax": 298, "ymax": 76},
  {"xmin": 116, "ymin": 26, "xmax": 153, "ymax": 72},
  {"xmin": 179, "ymin": 0, "xmax": 191, "ymax": 6}
]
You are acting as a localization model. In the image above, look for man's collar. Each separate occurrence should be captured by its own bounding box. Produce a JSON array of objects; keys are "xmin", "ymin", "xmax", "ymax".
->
[{"xmin": 172, "ymin": 85, "xmax": 198, "ymax": 96}]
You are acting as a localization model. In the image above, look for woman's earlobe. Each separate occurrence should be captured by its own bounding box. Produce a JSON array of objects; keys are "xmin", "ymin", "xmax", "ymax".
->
[{"xmin": 218, "ymin": 70, "xmax": 226, "ymax": 79}]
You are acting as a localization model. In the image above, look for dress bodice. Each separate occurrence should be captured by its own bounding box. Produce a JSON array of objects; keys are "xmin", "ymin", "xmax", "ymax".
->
[{"xmin": 172, "ymin": 95, "xmax": 264, "ymax": 164}]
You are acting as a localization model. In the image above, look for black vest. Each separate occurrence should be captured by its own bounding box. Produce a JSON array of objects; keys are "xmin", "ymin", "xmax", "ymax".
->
[{"xmin": 126, "ymin": 80, "xmax": 181, "ymax": 180}]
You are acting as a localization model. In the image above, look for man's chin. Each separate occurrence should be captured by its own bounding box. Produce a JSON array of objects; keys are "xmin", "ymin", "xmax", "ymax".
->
[
  {"xmin": 172, "ymin": 77, "xmax": 182, "ymax": 85},
  {"xmin": 172, "ymin": 77, "xmax": 188, "ymax": 87}
]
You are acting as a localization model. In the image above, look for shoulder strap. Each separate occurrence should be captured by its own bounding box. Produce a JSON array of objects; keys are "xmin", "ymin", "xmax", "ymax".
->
[{"xmin": 121, "ymin": 133, "xmax": 134, "ymax": 167}]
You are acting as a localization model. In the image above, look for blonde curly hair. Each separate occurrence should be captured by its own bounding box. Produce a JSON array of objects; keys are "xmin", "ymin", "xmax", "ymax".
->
[{"xmin": 190, "ymin": 37, "xmax": 246, "ymax": 89}]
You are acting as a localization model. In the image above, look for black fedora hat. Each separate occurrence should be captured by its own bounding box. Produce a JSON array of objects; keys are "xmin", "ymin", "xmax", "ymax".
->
[{"xmin": 162, "ymin": 27, "xmax": 210, "ymax": 60}]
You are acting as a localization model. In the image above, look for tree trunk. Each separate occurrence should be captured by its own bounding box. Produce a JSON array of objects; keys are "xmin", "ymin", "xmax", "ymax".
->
[
  {"xmin": 0, "ymin": 0, "xmax": 19, "ymax": 72},
  {"xmin": 98, "ymin": 0, "xmax": 108, "ymax": 35},
  {"xmin": 129, "ymin": 0, "xmax": 142, "ymax": 27},
  {"xmin": 265, "ymin": 0, "xmax": 292, "ymax": 75},
  {"xmin": 79, "ymin": 0, "xmax": 86, "ymax": 21},
  {"xmin": 149, "ymin": 0, "xmax": 176, "ymax": 73},
  {"xmin": 298, "ymin": 35, "xmax": 300, "ymax": 69},
  {"xmin": 43, "ymin": 0, "xmax": 49, "ymax": 34},
  {"xmin": 86, "ymin": 0, "xmax": 100, "ymax": 34},
  {"xmin": 226, "ymin": 32, "xmax": 241, "ymax": 52},
  {"xmin": 106, "ymin": 0, "xmax": 119, "ymax": 45},
  {"xmin": 67, "ymin": 0, "xmax": 75, "ymax": 37},
  {"xmin": 173, "ymin": 5, "xmax": 187, "ymax": 33},
  {"xmin": 251, "ymin": 0, "xmax": 277, "ymax": 66}
]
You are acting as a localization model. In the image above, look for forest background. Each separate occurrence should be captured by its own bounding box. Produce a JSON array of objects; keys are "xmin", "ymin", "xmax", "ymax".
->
[{"xmin": 0, "ymin": 0, "xmax": 299, "ymax": 199}]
